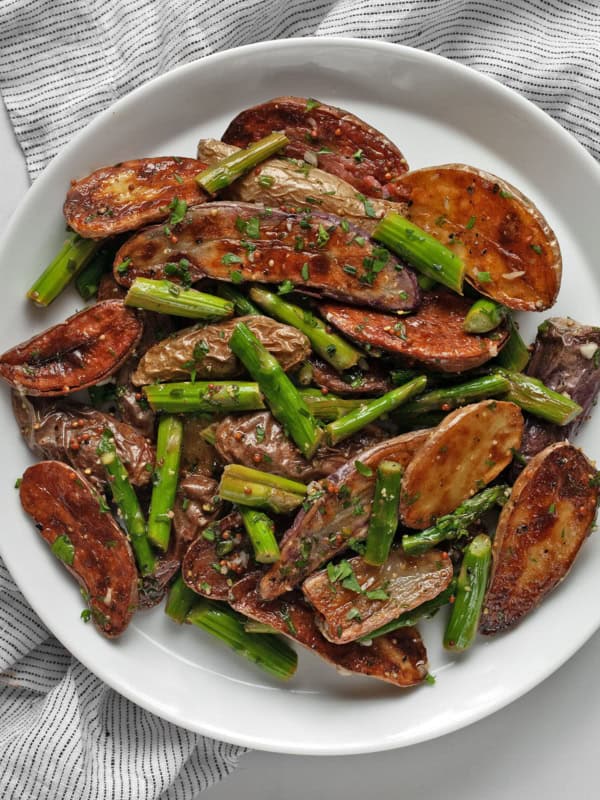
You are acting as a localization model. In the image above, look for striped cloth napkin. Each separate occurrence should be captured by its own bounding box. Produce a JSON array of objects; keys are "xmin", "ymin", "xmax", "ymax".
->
[{"xmin": 0, "ymin": 1, "xmax": 599, "ymax": 798}]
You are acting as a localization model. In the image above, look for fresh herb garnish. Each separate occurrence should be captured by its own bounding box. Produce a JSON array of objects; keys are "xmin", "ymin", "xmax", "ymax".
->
[{"xmin": 354, "ymin": 460, "xmax": 373, "ymax": 477}]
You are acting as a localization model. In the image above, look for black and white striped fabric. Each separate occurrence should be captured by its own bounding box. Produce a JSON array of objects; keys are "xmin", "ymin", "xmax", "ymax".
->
[{"xmin": 0, "ymin": 1, "xmax": 599, "ymax": 797}]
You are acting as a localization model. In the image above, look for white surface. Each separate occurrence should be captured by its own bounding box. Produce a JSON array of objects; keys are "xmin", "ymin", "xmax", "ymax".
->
[{"xmin": 0, "ymin": 40, "xmax": 600, "ymax": 773}]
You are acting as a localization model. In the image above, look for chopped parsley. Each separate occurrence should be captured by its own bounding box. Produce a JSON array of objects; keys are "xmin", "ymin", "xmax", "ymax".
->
[
  {"xmin": 352, "ymin": 148, "xmax": 364, "ymax": 162},
  {"xmin": 221, "ymin": 252, "xmax": 243, "ymax": 265},
  {"xmin": 116, "ymin": 257, "xmax": 131, "ymax": 275},
  {"xmin": 51, "ymin": 534, "xmax": 75, "ymax": 566},
  {"xmin": 230, "ymin": 269, "xmax": 244, "ymax": 284},
  {"xmin": 316, "ymin": 224, "xmax": 330, "ymax": 248},
  {"xmin": 530, "ymin": 244, "xmax": 543, "ymax": 255},
  {"xmin": 477, "ymin": 271, "xmax": 492, "ymax": 283},
  {"xmin": 356, "ymin": 192, "xmax": 377, "ymax": 218},
  {"xmin": 301, "ymin": 262, "xmax": 310, "ymax": 281},
  {"xmin": 465, "ymin": 215, "xmax": 476, "ymax": 230},
  {"xmin": 354, "ymin": 460, "xmax": 373, "ymax": 477},
  {"xmin": 167, "ymin": 196, "xmax": 187, "ymax": 227},
  {"xmin": 305, "ymin": 98, "xmax": 321, "ymax": 112},
  {"xmin": 277, "ymin": 279, "xmax": 295, "ymax": 295},
  {"xmin": 258, "ymin": 174, "xmax": 274, "ymax": 188}
]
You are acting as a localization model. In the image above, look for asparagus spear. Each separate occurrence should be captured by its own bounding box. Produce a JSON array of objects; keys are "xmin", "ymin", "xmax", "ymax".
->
[
  {"xmin": 402, "ymin": 485, "xmax": 509, "ymax": 555},
  {"xmin": 147, "ymin": 415, "xmax": 183, "ymax": 551},
  {"xmin": 372, "ymin": 211, "xmax": 465, "ymax": 294},
  {"xmin": 216, "ymin": 284, "xmax": 260, "ymax": 316},
  {"xmin": 300, "ymin": 388, "xmax": 364, "ymax": 421},
  {"xmin": 244, "ymin": 620, "xmax": 279, "ymax": 634},
  {"xmin": 196, "ymin": 132, "xmax": 289, "ymax": 195},
  {"xmin": 324, "ymin": 376, "xmax": 427, "ymax": 446},
  {"xmin": 239, "ymin": 507, "xmax": 280, "ymax": 564},
  {"xmin": 143, "ymin": 381, "xmax": 265, "ymax": 414},
  {"xmin": 249, "ymin": 287, "xmax": 361, "ymax": 372},
  {"xmin": 495, "ymin": 315, "xmax": 530, "ymax": 371},
  {"xmin": 75, "ymin": 243, "xmax": 115, "ymax": 301},
  {"xmin": 463, "ymin": 298, "xmax": 507, "ymax": 333},
  {"xmin": 497, "ymin": 368, "xmax": 582, "ymax": 425},
  {"xmin": 125, "ymin": 278, "xmax": 233, "ymax": 319},
  {"xmin": 187, "ymin": 599, "xmax": 298, "ymax": 680},
  {"xmin": 27, "ymin": 232, "xmax": 100, "ymax": 306},
  {"xmin": 444, "ymin": 534, "xmax": 492, "ymax": 651},
  {"xmin": 165, "ymin": 573, "xmax": 197, "ymax": 623},
  {"xmin": 219, "ymin": 465, "xmax": 306, "ymax": 514},
  {"xmin": 96, "ymin": 429, "xmax": 155, "ymax": 576},
  {"xmin": 360, "ymin": 580, "xmax": 457, "ymax": 642},
  {"xmin": 364, "ymin": 461, "xmax": 403, "ymax": 566},
  {"xmin": 398, "ymin": 373, "xmax": 511, "ymax": 416},
  {"xmin": 229, "ymin": 322, "xmax": 323, "ymax": 459}
]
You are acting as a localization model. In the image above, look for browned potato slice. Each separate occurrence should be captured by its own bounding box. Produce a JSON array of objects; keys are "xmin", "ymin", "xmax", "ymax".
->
[
  {"xmin": 182, "ymin": 511, "xmax": 250, "ymax": 599},
  {"xmin": 259, "ymin": 429, "xmax": 431, "ymax": 600},
  {"xmin": 12, "ymin": 395, "xmax": 155, "ymax": 490},
  {"xmin": 213, "ymin": 411, "xmax": 385, "ymax": 482},
  {"xmin": 197, "ymin": 139, "xmax": 403, "ymax": 232},
  {"xmin": 396, "ymin": 165, "xmax": 561, "ymax": 311},
  {"xmin": 302, "ymin": 548, "xmax": 453, "ymax": 644},
  {"xmin": 309, "ymin": 358, "xmax": 391, "ymax": 396},
  {"xmin": 231, "ymin": 572, "xmax": 428, "ymax": 687},
  {"xmin": 222, "ymin": 96, "xmax": 410, "ymax": 200},
  {"xmin": 321, "ymin": 290, "xmax": 508, "ymax": 373},
  {"xmin": 0, "ymin": 300, "xmax": 142, "ymax": 396},
  {"xmin": 64, "ymin": 157, "xmax": 207, "ymax": 238},
  {"xmin": 131, "ymin": 315, "xmax": 310, "ymax": 385},
  {"xmin": 19, "ymin": 461, "xmax": 138, "ymax": 637},
  {"xmin": 113, "ymin": 201, "xmax": 420, "ymax": 312},
  {"xmin": 400, "ymin": 401, "xmax": 524, "ymax": 529},
  {"xmin": 480, "ymin": 443, "xmax": 599, "ymax": 634}
]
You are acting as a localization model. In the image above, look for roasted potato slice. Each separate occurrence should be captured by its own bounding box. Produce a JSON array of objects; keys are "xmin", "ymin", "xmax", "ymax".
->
[
  {"xmin": 231, "ymin": 572, "xmax": 428, "ymax": 687},
  {"xmin": 64, "ymin": 157, "xmax": 207, "ymax": 238},
  {"xmin": 221, "ymin": 96, "xmax": 409, "ymax": 200},
  {"xmin": 197, "ymin": 139, "xmax": 403, "ymax": 231},
  {"xmin": 19, "ymin": 461, "xmax": 138, "ymax": 637},
  {"xmin": 400, "ymin": 401, "xmax": 524, "ymax": 529},
  {"xmin": 302, "ymin": 548, "xmax": 453, "ymax": 644},
  {"xmin": 0, "ymin": 300, "xmax": 142, "ymax": 396},
  {"xmin": 131, "ymin": 315, "xmax": 310, "ymax": 386},
  {"xmin": 12, "ymin": 395, "xmax": 155, "ymax": 489},
  {"xmin": 396, "ymin": 165, "xmax": 561, "ymax": 311},
  {"xmin": 320, "ymin": 290, "xmax": 508, "ymax": 373},
  {"xmin": 113, "ymin": 202, "xmax": 419, "ymax": 312},
  {"xmin": 213, "ymin": 411, "xmax": 385, "ymax": 482},
  {"xmin": 480, "ymin": 443, "xmax": 599, "ymax": 634},
  {"xmin": 259, "ymin": 429, "xmax": 431, "ymax": 600},
  {"xmin": 517, "ymin": 317, "xmax": 600, "ymax": 466},
  {"xmin": 182, "ymin": 511, "xmax": 250, "ymax": 600},
  {"xmin": 309, "ymin": 358, "xmax": 391, "ymax": 396}
]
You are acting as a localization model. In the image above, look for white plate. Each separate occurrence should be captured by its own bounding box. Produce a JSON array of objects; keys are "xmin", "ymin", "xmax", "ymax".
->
[{"xmin": 1, "ymin": 38, "xmax": 599, "ymax": 755}]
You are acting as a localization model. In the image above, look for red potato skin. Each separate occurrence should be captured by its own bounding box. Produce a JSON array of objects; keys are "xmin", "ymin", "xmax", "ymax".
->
[
  {"xmin": 230, "ymin": 572, "xmax": 428, "ymax": 687},
  {"xmin": 64, "ymin": 157, "xmax": 208, "ymax": 239},
  {"xmin": 321, "ymin": 290, "xmax": 508, "ymax": 373},
  {"xmin": 12, "ymin": 394, "xmax": 155, "ymax": 489},
  {"xmin": 259, "ymin": 429, "xmax": 431, "ymax": 601},
  {"xmin": 309, "ymin": 358, "xmax": 391, "ymax": 395},
  {"xmin": 221, "ymin": 96, "xmax": 409, "ymax": 200},
  {"xmin": 113, "ymin": 202, "xmax": 419, "ymax": 312},
  {"xmin": 396, "ymin": 164, "xmax": 561, "ymax": 311},
  {"xmin": 480, "ymin": 443, "xmax": 600, "ymax": 634},
  {"xmin": 0, "ymin": 300, "xmax": 142, "ymax": 396},
  {"xmin": 19, "ymin": 461, "xmax": 138, "ymax": 637}
]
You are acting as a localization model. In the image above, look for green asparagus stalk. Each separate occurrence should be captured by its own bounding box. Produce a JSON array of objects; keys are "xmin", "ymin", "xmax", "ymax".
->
[
  {"xmin": 147, "ymin": 415, "xmax": 183, "ymax": 551},
  {"xmin": 249, "ymin": 287, "xmax": 362, "ymax": 372},
  {"xmin": 239, "ymin": 507, "xmax": 280, "ymax": 564},
  {"xmin": 497, "ymin": 368, "xmax": 582, "ymax": 425},
  {"xmin": 495, "ymin": 315, "xmax": 530, "ymax": 371},
  {"xmin": 96, "ymin": 429, "xmax": 155, "ymax": 576},
  {"xmin": 28, "ymin": 232, "xmax": 100, "ymax": 306},
  {"xmin": 463, "ymin": 298, "xmax": 507, "ymax": 333},
  {"xmin": 398, "ymin": 373, "xmax": 511, "ymax": 416},
  {"xmin": 360, "ymin": 580, "xmax": 457, "ymax": 642},
  {"xmin": 125, "ymin": 278, "xmax": 233, "ymax": 319},
  {"xmin": 364, "ymin": 461, "xmax": 403, "ymax": 566},
  {"xmin": 143, "ymin": 381, "xmax": 265, "ymax": 414},
  {"xmin": 75, "ymin": 244, "xmax": 115, "ymax": 301},
  {"xmin": 165, "ymin": 574, "xmax": 197, "ymax": 623},
  {"xmin": 373, "ymin": 212, "xmax": 465, "ymax": 294},
  {"xmin": 229, "ymin": 322, "xmax": 323, "ymax": 459},
  {"xmin": 295, "ymin": 361, "xmax": 314, "ymax": 387},
  {"xmin": 300, "ymin": 388, "xmax": 364, "ymax": 421},
  {"xmin": 187, "ymin": 599, "xmax": 298, "ymax": 680},
  {"xmin": 218, "ymin": 465, "xmax": 306, "ymax": 514},
  {"xmin": 216, "ymin": 284, "xmax": 260, "ymax": 316},
  {"xmin": 444, "ymin": 534, "xmax": 492, "ymax": 651},
  {"xmin": 325, "ymin": 376, "xmax": 427, "ymax": 446},
  {"xmin": 416, "ymin": 274, "xmax": 438, "ymax": 291},
  {"xmin": 402, "ymin": 485, "xmax": 509, "ymax": 555},
  {"xmin": 196, "ymin": 132, "xmax": 289, "ymax": 195}
]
